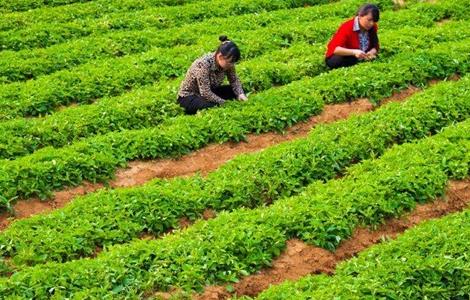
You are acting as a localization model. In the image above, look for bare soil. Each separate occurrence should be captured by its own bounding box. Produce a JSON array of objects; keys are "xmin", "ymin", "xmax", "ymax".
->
[{"xmin": 195, "ymin": 179, "xmax": 470, "ymax": 299}]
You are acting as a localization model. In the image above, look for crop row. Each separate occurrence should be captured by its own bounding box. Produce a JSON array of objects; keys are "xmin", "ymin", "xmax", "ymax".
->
[
  {"xmin": 0, "ymin": 0, "xmax": 92, "ymax": 13},
  {"xmin": 0, "ymin": 0, "xmax": 205, "ymax": 29},
  {"xmin": 2, "ymin": 19, "xmax": 470, "ymax": 160},
  {"xmin": 0, "ymin": 0, "xmax": 335, "ymax": 51},
  {"xmin": 2, "ymin": 71, "xmax": 470, "ymax": 270},
  {"xmin": 1, "ymin": 106, "xmax": 468, "ymax": 298}
]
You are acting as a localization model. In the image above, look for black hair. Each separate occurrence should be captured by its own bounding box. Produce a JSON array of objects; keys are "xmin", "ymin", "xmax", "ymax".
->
[
  {"xmin": 216, "ymin": 35, "xmax": 241, "ymax": 63},
  {"xmin": 357, "ymin": 3, "xmax": 380, "ymax": 22}
]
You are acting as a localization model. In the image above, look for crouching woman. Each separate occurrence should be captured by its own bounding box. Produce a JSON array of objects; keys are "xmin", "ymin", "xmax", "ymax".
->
[
  {"xmin": 325, "ymin": 4, "xmax": 380, "ymax": 69},
  {"xmin": 177, "ymin": 35, "xmax": 248, "ymax": 115}
]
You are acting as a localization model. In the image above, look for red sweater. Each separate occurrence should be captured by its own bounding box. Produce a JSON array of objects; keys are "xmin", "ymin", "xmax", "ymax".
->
[{"xmin": 325, "ymin": 18, "xmax": 379, "ymax": 58}]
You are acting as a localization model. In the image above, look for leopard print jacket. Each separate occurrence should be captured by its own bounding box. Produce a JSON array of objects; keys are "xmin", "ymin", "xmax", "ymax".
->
[{"xmin": 178, "ymin": 52, "xmax": 244, "ymax": 104}]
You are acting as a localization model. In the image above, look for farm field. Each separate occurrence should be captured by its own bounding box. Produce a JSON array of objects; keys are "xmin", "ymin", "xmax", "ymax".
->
[{"xmin": 0, "ymin": 0, "xmax": 469, "ymax": 299}]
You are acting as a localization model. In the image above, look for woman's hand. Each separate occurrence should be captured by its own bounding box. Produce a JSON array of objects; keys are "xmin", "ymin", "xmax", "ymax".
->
[
  {"xmin": 365, "ymin": 48, "xmax": 377, "ymax": 60},
  {"xmin": 238, "ymin": 94, "xmax": 248, "ymax": 101},
  {"xmin": 352, "ymin": 49, "xmax": 367, "ymax": 59}
]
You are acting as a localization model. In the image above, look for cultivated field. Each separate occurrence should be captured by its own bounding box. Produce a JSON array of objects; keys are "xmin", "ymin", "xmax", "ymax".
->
[{"xmin": 0, "ymin": 0, "xmax": 469, "ymax": 298}]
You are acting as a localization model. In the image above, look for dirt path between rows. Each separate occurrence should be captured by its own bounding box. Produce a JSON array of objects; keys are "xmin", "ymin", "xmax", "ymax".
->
[
  {"xmin": 192, "ymin": 179, "xmax": 470, "ymax": 299},
  {"xmin": 0, "ymin": 84, "xmax": 425, "ymax": 230}
]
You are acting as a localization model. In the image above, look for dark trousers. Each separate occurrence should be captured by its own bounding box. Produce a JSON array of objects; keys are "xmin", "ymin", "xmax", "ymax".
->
[
  {"xmin": 325, "ymin": 55, "xmax": 359, "ymax": 69},
  {"xmin": 177, "ymin": 85, "xmax": 237, "ymax": 115}
]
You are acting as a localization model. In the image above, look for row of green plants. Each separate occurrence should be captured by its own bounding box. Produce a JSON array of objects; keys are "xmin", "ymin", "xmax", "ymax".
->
[
  {"xmin": 0, "ymin": 0, "xmax": 92, "ymax": 13},
  {"xmin": 0, "ymin": 0, "xmax": 205, "ymax": 30},
  {"xmin": 2, "ymin": 71, "xmax": 470, "ymax": 271},
  {"xmin": 0, "ymin": 38, "xmax": 469, "ymax": 206},
  {"xmin": 1, "ymin": 107, "xmax": 468, "ymax": 298},
  {"xmin": 0, "ymin": 0, "xmax": 335, "ymax": 51},
  {"xmin": 0, "ymin": 0, "xmax": 429, "ymax": 118},
  {"xmin": 252, "ymin": 194, "xmax": 470, "ymax": 299},
  {"xmin": 0, "ymin": 0, "xmax": 371, "ymax": 83},
  {"xmin": 3, "ymin": 19, "xmax": 469, "ymax": 160}
]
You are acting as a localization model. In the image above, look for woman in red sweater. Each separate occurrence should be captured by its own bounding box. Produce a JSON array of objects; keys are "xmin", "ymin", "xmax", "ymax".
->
[{"xmin": 325, "ymin": 4, "xmax": 380, "ymax": 69}]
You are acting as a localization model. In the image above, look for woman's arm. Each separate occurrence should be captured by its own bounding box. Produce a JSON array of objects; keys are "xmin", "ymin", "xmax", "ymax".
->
[
  {"xmin": 334, "ymin": 46, "xmax": 367, "ymax": 59},
  {"xmin": 227, "ymin": 68, "xmax": 247, "ymax": 101}
]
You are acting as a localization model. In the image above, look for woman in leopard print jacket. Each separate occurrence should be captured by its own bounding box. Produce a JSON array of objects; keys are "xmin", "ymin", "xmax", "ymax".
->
[{"xmin": 177, "ymin": 35, "xmax": 248, "ymax": 115}]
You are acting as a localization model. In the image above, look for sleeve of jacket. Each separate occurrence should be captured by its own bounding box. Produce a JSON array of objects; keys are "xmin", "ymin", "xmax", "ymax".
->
[
  {"xmin": 327, "ymin": 21, "xmax": 351, "ymax": 56},
  {"xmin": 226, "ymin": 68, "xmax": 245, "ymax": 97}
]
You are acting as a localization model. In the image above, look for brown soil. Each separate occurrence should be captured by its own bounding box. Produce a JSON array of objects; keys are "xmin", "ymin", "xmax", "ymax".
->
[
  {"xmin": 437, "ymin": 19, "xmax": 451, "ymax": 26},
  {"xmin": 195, "ymin": 179, "xmax": 470, "ymax": 299},
  {"xmin": 0, "ymin": 84, "xmax": 428, "ymax": 230},
  {"xmin": 202, "ymin": 209, "xmax": 216, "ymax": 220},
  {"xmin": 139, "ymin": 232, "xmax": 156, "ymax": 241},
  {"xmin": 380, "ymin": 86, "xmax": 421, "ymax": 105},
  {"xmin": 112, "ymin": 99, "xmax": 374, "ymax": 184},
  {"xmin": 0, "ymin": 181, "xmax": 105, "ymax": 229},
  {"xmin": 178, "ymin": 217, "xmax": 192, "ymax": 229}
]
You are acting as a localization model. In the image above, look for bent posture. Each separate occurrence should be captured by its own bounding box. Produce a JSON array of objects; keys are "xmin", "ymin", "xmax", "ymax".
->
[
  {"xmin": 177, "ymin": 35, "xmax": 248, "ymax": 115},
  {"xmin": 325, "ymin": 4, "xmax": 380, "ymax": 69}
]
